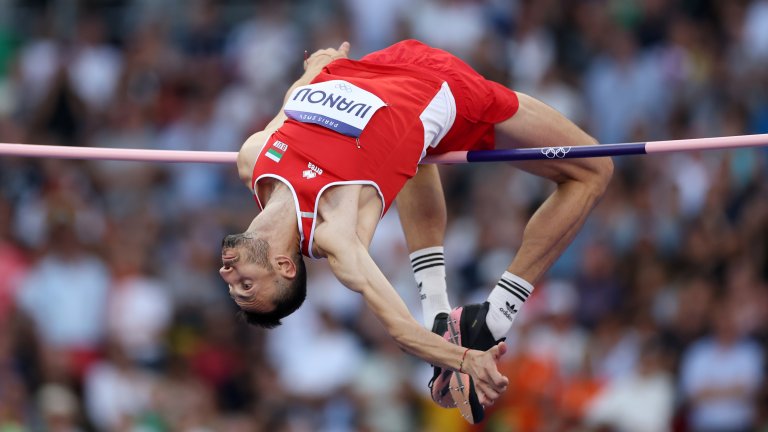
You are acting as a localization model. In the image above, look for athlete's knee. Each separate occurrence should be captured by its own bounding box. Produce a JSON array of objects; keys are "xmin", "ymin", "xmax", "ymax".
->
[{"xmin": 583, "ymin": 151, "xmax": 614, "ymax": 196}]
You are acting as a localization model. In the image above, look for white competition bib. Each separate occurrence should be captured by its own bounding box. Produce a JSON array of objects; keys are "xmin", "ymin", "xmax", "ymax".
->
[{"xmin": 284, "ymin": 80, "xmax": 387, "ymax": 138}]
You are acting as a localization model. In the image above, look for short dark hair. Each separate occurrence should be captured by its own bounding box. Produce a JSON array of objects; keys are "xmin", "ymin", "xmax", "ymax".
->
[{"xmin": 237, "ymin": 254, "xmax": 307, "ymax": 329}]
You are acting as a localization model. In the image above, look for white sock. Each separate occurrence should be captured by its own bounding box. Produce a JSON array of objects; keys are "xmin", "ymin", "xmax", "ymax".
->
[
  {"xmin": 410, "ymin": 246, "xmax": 451, "ymax": 328},
  {"xmin": 486, "ymin": 272, "xmax": 534, "ymax": 340}
]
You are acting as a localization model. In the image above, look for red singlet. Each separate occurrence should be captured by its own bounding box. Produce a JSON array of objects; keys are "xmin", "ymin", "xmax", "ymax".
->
[{"xmin": 251, "ymin": 40, "xmax": 519, "ymax": 257}]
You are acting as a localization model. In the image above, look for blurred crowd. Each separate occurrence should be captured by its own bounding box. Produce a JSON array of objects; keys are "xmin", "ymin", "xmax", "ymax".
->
[{"xmin": 0, "ymin": 0, "xmax": 766, "ymax": 431}]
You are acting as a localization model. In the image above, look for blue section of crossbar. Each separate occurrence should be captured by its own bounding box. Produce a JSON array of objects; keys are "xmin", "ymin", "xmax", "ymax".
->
[{"xmin": 466, "ymin": 143, "xmax": 647, "ymax": 162}]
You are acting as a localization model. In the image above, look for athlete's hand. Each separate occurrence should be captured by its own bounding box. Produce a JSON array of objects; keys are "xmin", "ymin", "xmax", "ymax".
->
[
  {"xmin": 463, "ymin": 342, "xmax": 509, "ymax": 406},
  {"xmin": 304, "ymin": 41, "xmax": 351, "ymax": 70}
]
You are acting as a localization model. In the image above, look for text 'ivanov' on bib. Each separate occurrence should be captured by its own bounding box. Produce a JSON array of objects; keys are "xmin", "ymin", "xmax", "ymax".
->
[{"xmin": 284, "ymin": 80, "xmax": 388, "ymax": 138}]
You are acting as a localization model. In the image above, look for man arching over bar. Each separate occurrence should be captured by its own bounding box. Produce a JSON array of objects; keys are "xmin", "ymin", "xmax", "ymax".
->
[{"xmin": 218, "ymin": 39, "xmax": 612, "ymax": 423}]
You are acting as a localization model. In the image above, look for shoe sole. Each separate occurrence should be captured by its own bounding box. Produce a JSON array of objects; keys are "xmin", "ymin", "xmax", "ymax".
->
[
  {"xmin": 446, "ymin": 307, "xmax": 484, "ymax": 424},
  {"xmin": 430, "ymin": 370, "xmax": 453, "ymax": 407},
  {"xmin": 430, "ymin": 314, "xmax": 453, "ymax": 408},
  {"xmin": 430, "ymin": 309, "xmax": 462, "ymax": 408}
]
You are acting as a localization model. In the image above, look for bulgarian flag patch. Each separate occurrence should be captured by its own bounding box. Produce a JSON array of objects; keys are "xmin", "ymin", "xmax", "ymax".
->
[{"xmin": 265, "ymin": 140, "xmax": 288, "ymax": 162}]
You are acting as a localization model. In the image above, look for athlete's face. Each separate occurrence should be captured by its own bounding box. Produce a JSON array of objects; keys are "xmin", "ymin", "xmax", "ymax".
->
[{"xmin": 219, "ymin": 233, "xmax": 279, "ymax": 313}]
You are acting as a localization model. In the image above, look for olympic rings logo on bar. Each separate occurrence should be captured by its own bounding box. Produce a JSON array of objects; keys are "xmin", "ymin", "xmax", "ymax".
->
[{"xmin": 540, "ymin": 147, "xmax": 571, "ymax": 158}]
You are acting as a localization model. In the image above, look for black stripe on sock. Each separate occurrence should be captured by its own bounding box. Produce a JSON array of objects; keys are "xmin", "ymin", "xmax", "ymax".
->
[
  {"xmin": 498, "ymin": 279, "xmax": 528, "ymax": 301},
  {"xmin": 499, "ymin": 285, "xmax": 527, "ymax": 303},
  {"xmin": 411, "ymin": 252, "xmax": 445, "ymax": 265},
  {"xmin": 507, "ymin": 279, "xmax": 532, "ymax": 296},
  {"xmin": 499, "ymin": 278, "xmax": 530, "ymax": 298},
  {"xmin": 411, "ymin": 257, "xmax": 445, "ymax": 270},
  {"xmin": 413, "ymin": 262, "xmax": 445, "ymax": 273},
  {"xmin": 504, "ymin": 285, "xmax": 528, "ymax": 300}
]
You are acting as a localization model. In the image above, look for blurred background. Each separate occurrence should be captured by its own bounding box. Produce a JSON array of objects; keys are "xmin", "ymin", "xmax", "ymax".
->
[{"xmin": 0, "ymin": 0, "xmax": 766, "ymax": 431}]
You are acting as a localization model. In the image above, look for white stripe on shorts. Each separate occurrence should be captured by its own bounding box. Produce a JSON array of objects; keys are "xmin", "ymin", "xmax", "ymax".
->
[{"xmin": 418, "ymin": 81, "xmax": 457, "ymax": 162}]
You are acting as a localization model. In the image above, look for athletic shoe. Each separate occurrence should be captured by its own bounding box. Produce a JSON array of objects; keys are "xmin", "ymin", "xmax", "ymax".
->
[
  {"xmin": 452, "ymin": 302, "xmax": 501, "ymax": 351},
  {"xmin": 427, "ymin": 312, "xmax": 452, "ymax": 408},
  {"xmin": 428, "ymin": 302, "xmax": 503, "ymax": 424}
]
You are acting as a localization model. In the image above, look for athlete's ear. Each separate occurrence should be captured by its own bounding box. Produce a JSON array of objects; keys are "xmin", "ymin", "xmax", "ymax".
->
[{"xmin": 274, "ymin": 254, "xmax": 297, "ymax": 279}]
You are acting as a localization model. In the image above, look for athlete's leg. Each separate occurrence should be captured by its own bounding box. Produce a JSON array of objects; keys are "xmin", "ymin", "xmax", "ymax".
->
[
  {"xmin": 428, "ymin": 92, "xmax": 613, "ymax": 423},
  {"xmin": 396, "ymin": 163, "xmax": 451, "ymax": 329},
  {"xmin": 396, "ymin": 163, "xmax": 459, "ymax": 410},
  {"xmin": 482, "ymin": 91, "xmax": 613, "ymax": 340},
  {"xmin": 499, "ymin": 92, "xmax": 612, "ymax": 282}
]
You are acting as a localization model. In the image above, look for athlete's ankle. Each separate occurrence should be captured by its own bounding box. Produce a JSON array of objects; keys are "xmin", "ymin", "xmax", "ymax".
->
[
  {"xmin": 485, "ymin": 272, "xmax": 534, "ymax": 340},
  {"xmin": 411, "ymin": 246, "xmax": 451, "ymax": 327}
]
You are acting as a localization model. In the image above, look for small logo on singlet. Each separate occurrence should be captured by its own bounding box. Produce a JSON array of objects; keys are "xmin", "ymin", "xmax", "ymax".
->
[
  {"xmin": 335, "ymin": 82, "xmax": 353, "ymax": 93},
  {"xmin": 266, "ymin": 141, "xmax": 288, "ymax": 163},
  {"xmin": 302, "ymin": 162, "xmax": 323, "ymax": 179}
]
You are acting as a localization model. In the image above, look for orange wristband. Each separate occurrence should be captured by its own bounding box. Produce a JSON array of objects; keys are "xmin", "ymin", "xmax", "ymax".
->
[{"xmin": 459, "ymin": 348, "xmax": 470, "ymax": 373}]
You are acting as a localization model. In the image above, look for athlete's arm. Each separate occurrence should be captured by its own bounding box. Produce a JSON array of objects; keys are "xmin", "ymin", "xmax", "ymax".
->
[
  {"xmin": 236, "ymin": 42, "xmax": 352, "ymax": 189},
  {"xmin": 497, "ymin": 92, "xmax": 614, "ymax": 283},
  {"xmin": 313, "ymin": 191, "xmax": 509, "ymax": 405}
]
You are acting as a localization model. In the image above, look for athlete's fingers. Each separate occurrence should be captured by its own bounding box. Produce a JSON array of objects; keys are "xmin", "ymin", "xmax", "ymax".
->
[
  {"xmin": 481, "ymin": 371, "xmax": 508, "ymax": 393},
  {"xmin": 489, "ymin": 341, "xmax": 507, "ymax": 360},
  {"xmin": 477, "ymin": 389, "xmax": 489, "ymax": 406},
  {"xmin": 484, "ymin": 342, "xmax": 509, "ymax": 389},
  {"xmin": 488, "ymin": 367, "xmax": 509, "ymax": 388},
  {"xmin": 305, "ymin": 43, "xmax": 348, "ymax": 70},
  {"xmin": 338, "ymin": 41, "xmax": 350, "ymax": 57},
  {"xmin": 476, "ymin": 383, "xmax": 498, "ymax": 407},
  {"xmin": 480, "ymin": 383, "xmax": 500, "ymax": 401},
  {"xmin": 474, "ymin": 363, "xmax": 507, "ymax": 396}
]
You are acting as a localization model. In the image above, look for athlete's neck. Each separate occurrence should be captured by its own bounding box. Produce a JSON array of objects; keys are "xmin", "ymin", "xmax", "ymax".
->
[{"xmin": 246, "ymin": 184, "xmax": 300, "ymax": 253}]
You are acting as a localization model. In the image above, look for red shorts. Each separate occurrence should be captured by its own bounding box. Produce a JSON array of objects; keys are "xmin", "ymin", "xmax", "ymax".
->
[{"xmin": 360, "ymin": 39, "xmax": 519, "ymax": 153}]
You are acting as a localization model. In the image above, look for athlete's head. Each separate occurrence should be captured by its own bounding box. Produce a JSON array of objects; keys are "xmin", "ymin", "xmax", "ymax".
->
[{"xmin": 219, "ymin": 232, "xmax": 306, "ymax": 328}]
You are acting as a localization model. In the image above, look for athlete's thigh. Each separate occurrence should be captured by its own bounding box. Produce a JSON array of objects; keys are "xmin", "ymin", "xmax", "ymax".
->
[{"xmin": 497, "ymin": 92, "xmax": 605, "ymax": 184}]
